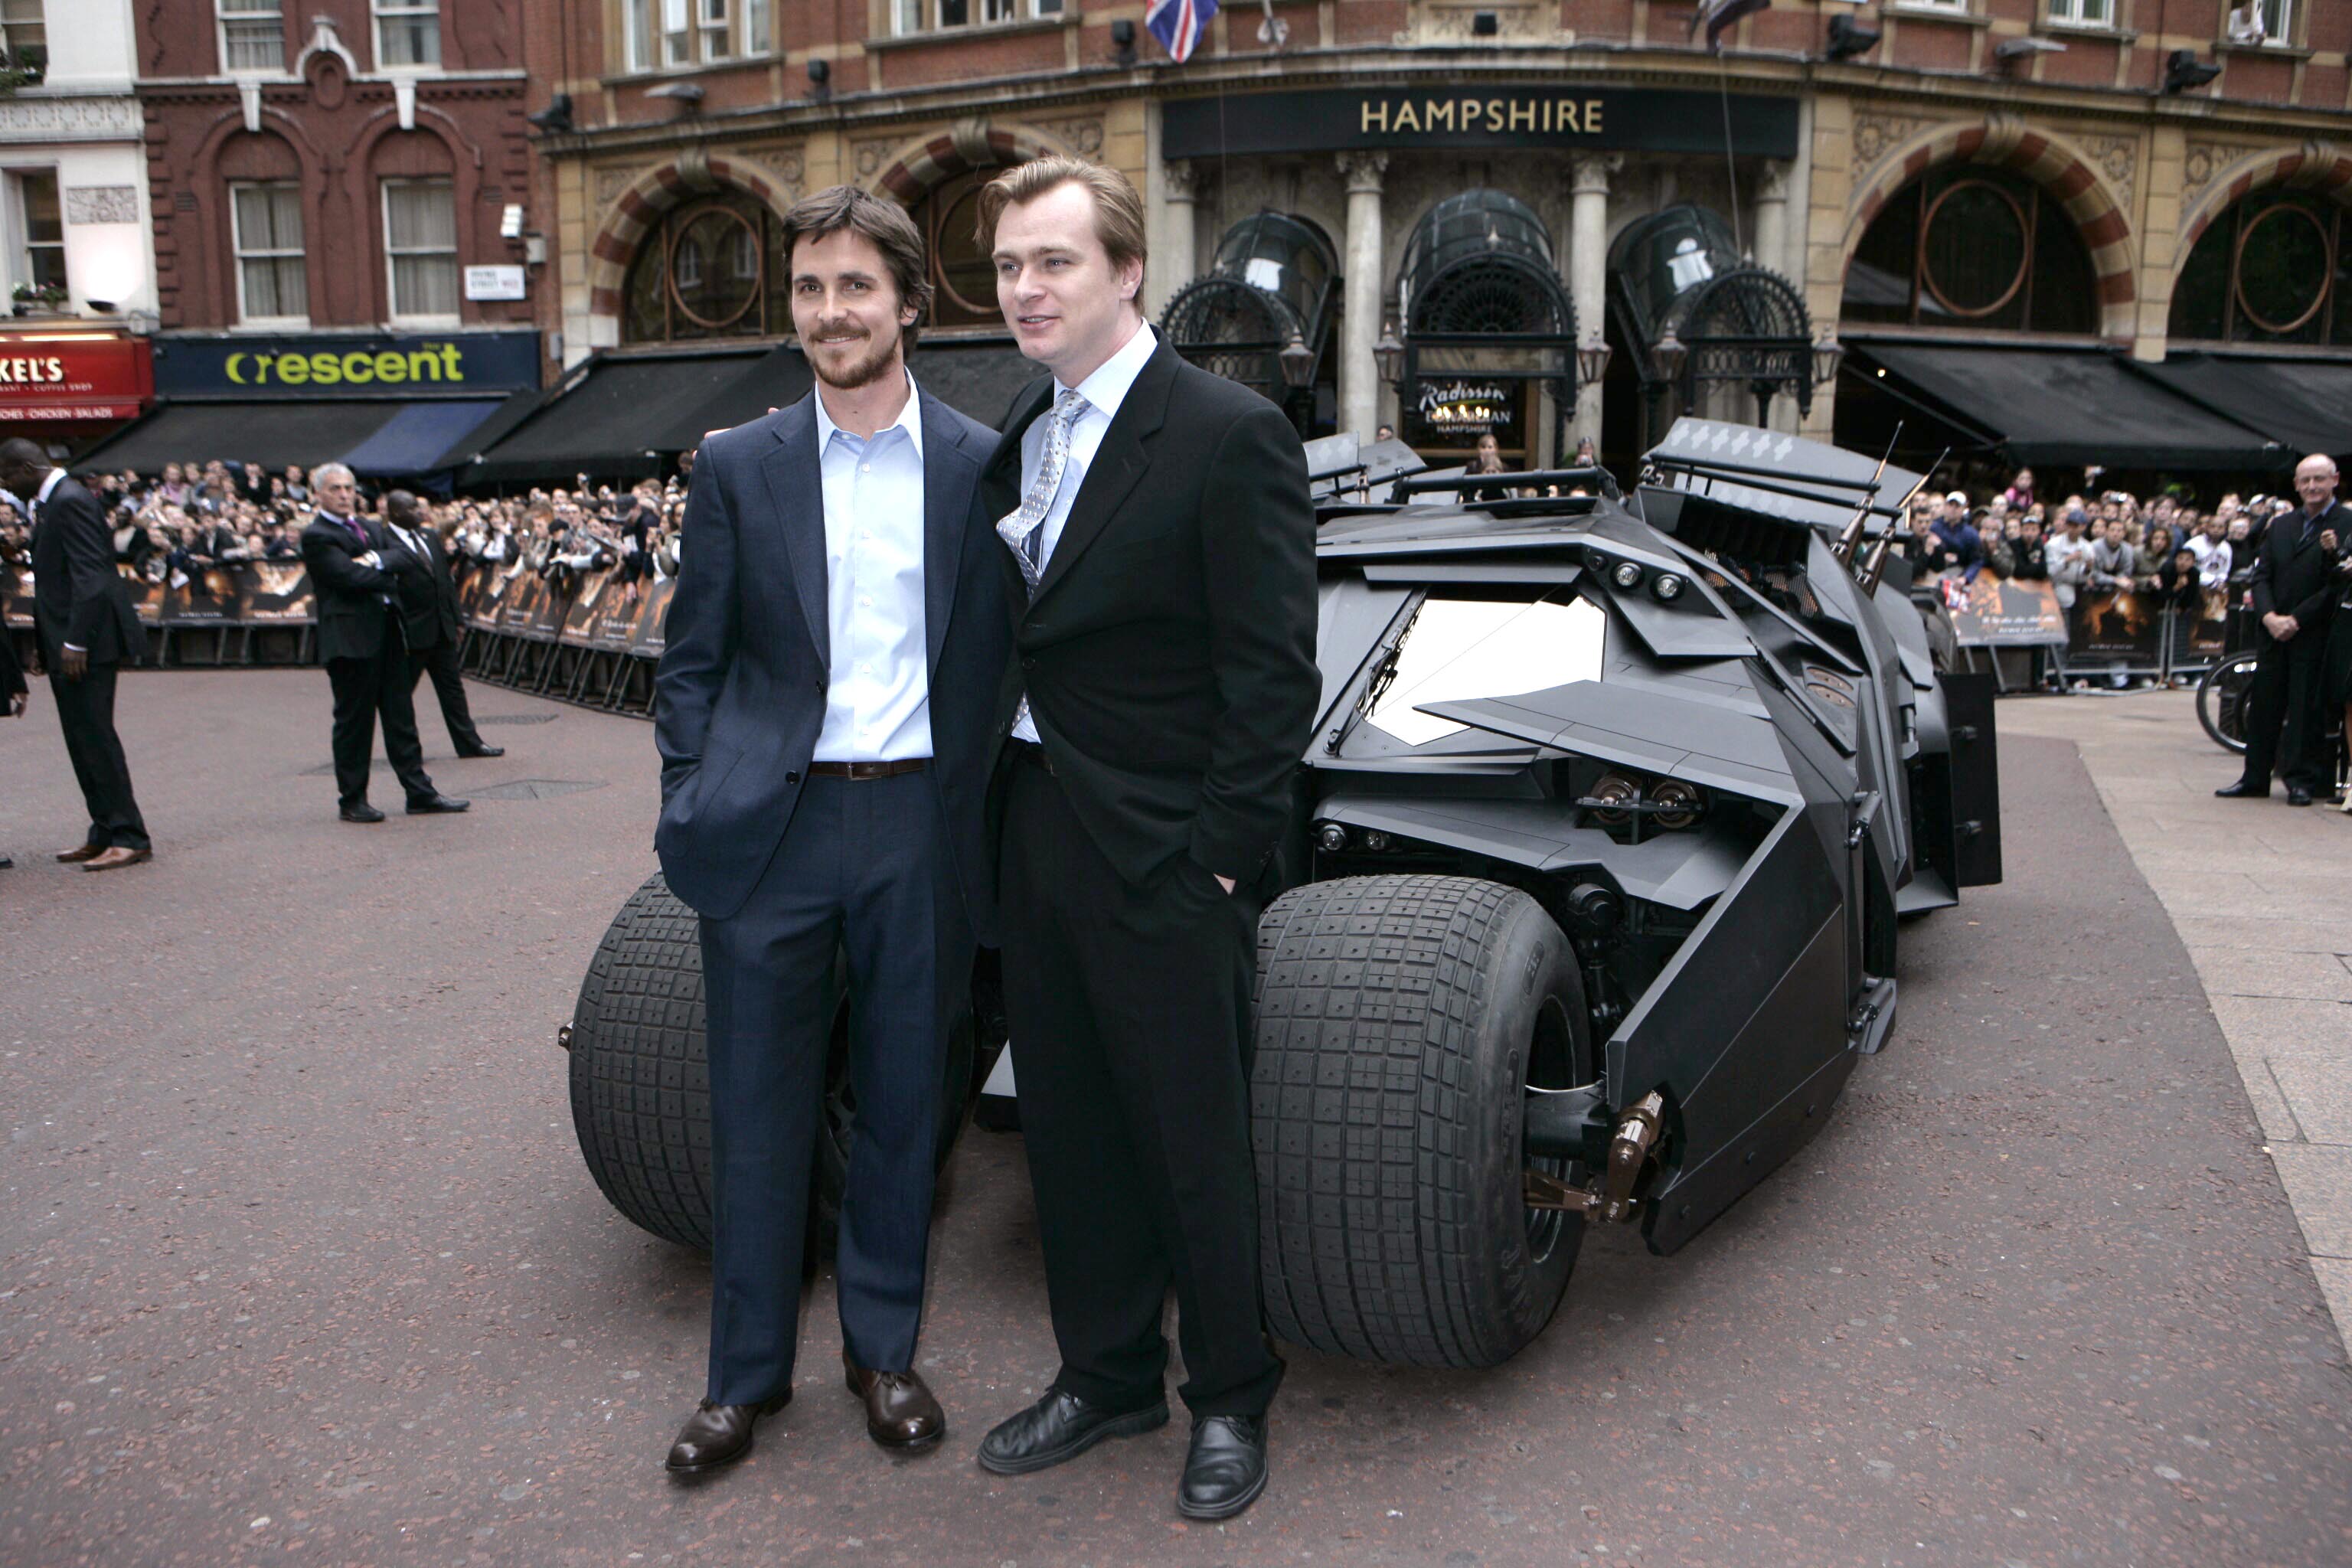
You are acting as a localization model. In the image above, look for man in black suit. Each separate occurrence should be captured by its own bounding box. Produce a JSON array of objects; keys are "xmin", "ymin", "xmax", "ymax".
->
[
  {"xmin": 653, "ymin": 186, "xmax": 1011, "ymax": 1477},
  {"xmin": 297, "ymin": 462, "xmax": 468, "ymax": 824},
  {"xmin": 970, "ymin": 160, "xmax": 1318, "ymax": 1521},
  {"xmin": 380, "ymin": 490, "xmax": 501, "ymax": 760},
  {"xmin": 2219, "ymin": 453, "xmax": 2344, "ymax": 807},
  {"xmin": 0, "ymin": 438, "xmax": 154, "ymax": 871},
  {"xmin": 0, "ymin": 590, "xmax": 24, "ymax": 868}
]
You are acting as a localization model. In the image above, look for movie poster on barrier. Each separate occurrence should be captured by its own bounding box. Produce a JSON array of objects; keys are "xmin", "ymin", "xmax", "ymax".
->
[
  {"xmin": 2189, "ymin": 588, "xmax": 2230, "ymax": 657},
  {"xmin": 587, "ymin": 580, "xmax": 646, "ymax": 652},
  {"xmin": 3, "ymin": 564, "xmax": 31, "ymax": 626},
  {"xmin": 1942, "ymin": 575, "xmax": 2068, "ymax": 648},
  {"xmin": 241, "ymin": 563, "xmax": 316, "ymax": 623},
  {"xmin": 496, "ymin": 567, "xmax": 550, "ymax": 635},
  {"xmin": 560, "ymin": 569, "xmax": 614, "ymax": 646},
  {"xmin": 529, "ymin": 575, "xmax": 570, "ymax": 640},
  {"xmin": 164, "ymin": 567, "xmax": 240, "ymax": 624},
  {"xmin": 2070, "ymin": 589, "xmax": 2165, "ymax": 664},
  {"xmin": 464, "ymin": 567, "xmax": 510, "ymax": 631},
  {"xmin": 126, "ymin": 571, "xmax": 167, "ymax": 626},
  {"xmin": 631, "ymin": 578, "xmax": 676, "ymax": 659}
]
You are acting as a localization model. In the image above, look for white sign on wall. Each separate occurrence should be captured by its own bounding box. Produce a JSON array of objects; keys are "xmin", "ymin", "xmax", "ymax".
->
[{"xmin": 463, "ymin": 265, "xmax": 528, "ymax": 302}]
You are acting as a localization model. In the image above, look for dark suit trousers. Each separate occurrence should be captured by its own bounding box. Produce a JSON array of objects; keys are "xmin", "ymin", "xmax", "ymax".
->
[
  {"xmin": 998, "ymin": 753, "xmax": 1283, "ymax": 1419},
  {"xmin": 407, "ymin": 637, "xmax": 487, "ymax": 753},
  {"xmin": 2242, "ymin": 633, "xmax": 2330, "ymax": 792},
  {"xmin": 48, "ymin": 660, "xmax": 149, "ymax": 852},
  {"xmin": 326, "ymin": 625, "xmax": 433, "ymax": 806},
  {"xmin": 699, "ymin": 770, "xmax": 963, "ymax": 1405}
]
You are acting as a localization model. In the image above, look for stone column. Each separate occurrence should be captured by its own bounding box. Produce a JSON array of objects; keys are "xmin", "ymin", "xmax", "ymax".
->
[
  {"xmin": 1753, "ymin": 159, "xmax": 1792, "ymax": 279},
  {"xmin": 1568, "ymin": 152, "xmax": 1621, "ymax": 453},
  {"xmin": 1160, "ymin": 159, "xmax": 1199, "ymax": 316},
  {"xmin": 1337, "ymin": 150, "xmax": 1388, "ymax": 442}
]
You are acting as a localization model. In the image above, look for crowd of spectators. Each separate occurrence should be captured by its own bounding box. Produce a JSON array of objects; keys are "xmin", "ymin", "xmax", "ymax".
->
[{"xmin": 0, "ymin": 458, "xmax": 691, "ymax": 606}]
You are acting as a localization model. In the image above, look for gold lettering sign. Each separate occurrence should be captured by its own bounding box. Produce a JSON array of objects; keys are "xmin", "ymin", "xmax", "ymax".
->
[{"xmin": 1354, "ymin": 95, "xmax": 1606, "ymax": 144}]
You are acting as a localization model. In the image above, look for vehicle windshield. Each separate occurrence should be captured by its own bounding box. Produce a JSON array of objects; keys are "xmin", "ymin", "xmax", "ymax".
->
[{"xmin": 1365, "ymin": 591, "xmax": 1606, "ymax": 748}]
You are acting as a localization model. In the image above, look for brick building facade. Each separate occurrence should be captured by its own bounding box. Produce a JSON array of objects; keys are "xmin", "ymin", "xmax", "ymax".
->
[{"xmin": 495, "ymin": 2, "xmax": 2352, "ymax": 485}]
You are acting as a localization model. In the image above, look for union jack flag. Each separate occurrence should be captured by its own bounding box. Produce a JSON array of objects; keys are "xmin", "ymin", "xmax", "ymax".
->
[{"xmin": 1145, "ymin": 0, "xmax": 1217, "ymax": 64}]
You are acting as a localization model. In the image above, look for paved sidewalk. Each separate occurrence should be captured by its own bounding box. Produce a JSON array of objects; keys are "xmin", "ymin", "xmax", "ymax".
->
[{"xmin": 2001, "ymin": 688, "xmax": 2352, "ymax": 1348}]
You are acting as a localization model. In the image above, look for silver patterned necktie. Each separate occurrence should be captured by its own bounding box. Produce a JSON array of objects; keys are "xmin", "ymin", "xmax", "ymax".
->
[{"xmin": 997, "ymin": 387, "xmax": 1090, "ymax": 597}]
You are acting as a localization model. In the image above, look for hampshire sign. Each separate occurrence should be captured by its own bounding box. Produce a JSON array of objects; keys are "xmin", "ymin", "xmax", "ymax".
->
[{"xmin": 1163, "ymin": 86, "xmax": 1801, "ymax": 161}]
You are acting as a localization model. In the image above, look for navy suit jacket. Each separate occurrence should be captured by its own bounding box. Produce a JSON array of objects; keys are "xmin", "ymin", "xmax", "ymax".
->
[{"xmin": 654, "ymin": 384, "xmax": 1010, "ymax": 930}]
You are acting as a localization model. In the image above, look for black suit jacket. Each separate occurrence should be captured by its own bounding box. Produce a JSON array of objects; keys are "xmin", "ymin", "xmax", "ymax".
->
[
  {"xmin": 1, "ymin": 612, "xmax": 23, "ymax": 697},
  {"xmin": 2250, "ymin": 500, "xmax": 2345, "ymax": 649},
  {"xmin": 654, "ymin": 385, "xmax": 1011, "ymax": 930},
  {"xmin": 982, "ymin": 336, "xmax": 1319, "ymax": 890},
  {"xmin": 385, "ymin": 522, "xmax": 464, "ymax": 652},
  {"xmin": 301, "ymin": 513, "xmax": 423, "ymax": 663},
  {"xmin": 28, "ymin": 474, "xmax": 146, "ymax": 665}
]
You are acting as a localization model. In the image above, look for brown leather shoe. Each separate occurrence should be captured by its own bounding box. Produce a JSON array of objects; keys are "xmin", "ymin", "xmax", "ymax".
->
[
  {"xmin": 843, "ymin": 1349, "xmax": 945, "ymax": 1449},
  {"xmin": 664, "ymin": 1391, "xmax": 791, "ymax": 1477},
  {"xmin": 81, "ymin": 847, "xmax": 151, "ymax": 873},
  {"xmin": 54, "ymin": 844, "xmax": 103, "ymax": 863}
]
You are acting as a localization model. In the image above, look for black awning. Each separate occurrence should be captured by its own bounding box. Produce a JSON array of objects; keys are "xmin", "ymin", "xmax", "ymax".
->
[
  {"xmin": 2125, "ymin": 352, "xmax": 2352, "ymax": 466},
  {"xmin": 72, "ymin": 398, "xmax": 403, "ymax": 474},
  {"xmin": 462, "ymin": 345, "xmax": 782, "ymax": 482},
  {"xmin": 911, "ymin": 338, "xmax": 1038, "ymax": 427},
  {"xmin": 426, "ymin": 387, "xmax": 544, "ymax": 472},
  {"xmin": 1854, "ymin": 341, "xmax": 2288, "ymax": 471},
  {"xmin": 338, "ymin": 398, "xmax": 505, "ymax": 477}
]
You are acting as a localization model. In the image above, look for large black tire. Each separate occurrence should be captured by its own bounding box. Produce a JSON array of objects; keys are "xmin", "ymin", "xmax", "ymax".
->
[
  {"xmin": 2198, "ymin": 651, "xmax": 2259, "ymax": 756},
  {"xmin": 1252, "ymin": 874, "xmax": 1591, "ymax": 1369},
  {"xmin": 566, "ymin": 872, "xmax": 978, "ymax": 1251}
]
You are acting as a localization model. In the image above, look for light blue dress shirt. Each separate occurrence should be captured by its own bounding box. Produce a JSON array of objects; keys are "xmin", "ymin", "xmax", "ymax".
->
[
  {"xmin": 813, "ymin": 372, "xmax": 932, "ymax": 763},
  {"xmin": 1009, "ymin": 321, "xmax": 1159, "ymax": 744}
]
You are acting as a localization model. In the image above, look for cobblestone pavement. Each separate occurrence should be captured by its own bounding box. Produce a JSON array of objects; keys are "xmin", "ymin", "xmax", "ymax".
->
[
  {"xmin": 2, "ymin": 671, "xmax": 2347, "ymax": 1567},
  {"xmin": 2001, "ymin": 688, "xmax": 2352, "ymax": 1354}
]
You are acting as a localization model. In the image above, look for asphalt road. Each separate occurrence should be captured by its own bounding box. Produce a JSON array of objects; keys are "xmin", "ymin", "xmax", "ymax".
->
[{"xmin": 2, "ymin": 671, "xmax": 2346, "ymax": 1568}]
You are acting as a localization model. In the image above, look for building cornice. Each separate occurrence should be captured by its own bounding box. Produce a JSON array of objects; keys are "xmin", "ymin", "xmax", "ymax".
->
[
  {"xmin": 0, "ymin": 90, "xmax": 143, "ymax": 145},
  {"xmin": 539, "ymin": 42, "xmax": 2351, "ymax": 161}
]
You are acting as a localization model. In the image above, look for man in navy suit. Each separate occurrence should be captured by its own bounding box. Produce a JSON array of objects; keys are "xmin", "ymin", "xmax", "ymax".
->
[{"xmin": 653, "ymin": 186, "xmax": 1010, "ymax": 1476}]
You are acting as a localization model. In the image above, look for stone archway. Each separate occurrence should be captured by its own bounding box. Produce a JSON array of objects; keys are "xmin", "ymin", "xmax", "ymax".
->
[
  {"xmin": 1842, "ymin": 115, "xmax": 2136, "ymax": 340},
  {"xmin": 2172, "ymin": 139, "xmax": 2352, "ymax": 277},
  {"xmin": 583, "ymin": 149, "xmax": 795, "ymax": 327},
  {"xmin": 860, "ymin": 118, "xmax": 1082, "ymax": 205}
]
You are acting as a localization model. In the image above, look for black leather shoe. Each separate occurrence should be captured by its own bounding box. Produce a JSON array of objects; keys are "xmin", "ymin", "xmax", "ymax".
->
[
  {"xmin": 665, "ymin": 1392, "xmax": 791, "ymax": 1477},
  {"xmin": 455, "ymin": 744, "xmax": 505, "ymax": 759},
  {"xmin": 2213, "ymin": 781, "xmax": 2269, "ymax": 799},
  {"xmin": 2287, "ymin": 786, "xmax": 2314, "ymax": 807},
  {"xmin": 339, "ymin": 802, "xmax": 385, "ymax": 824},
  {"xmin": 1178, "ymin": 1414, "xmax": 1269, "ymax": 1521},
  {"xmin": 406, "ymin": 793, "xmax": 470, "ymax": 815},
  {"xmin": 0, "ymin": 854, "xmax": 12, "ymax": 869},
  {"xmin": 844, "ymin": 1350, "xmax": 945, "ymax": 1449},
  {"xmin": 975, "ymin": 1389, "xmax": 1168, "ymax": 1476}
]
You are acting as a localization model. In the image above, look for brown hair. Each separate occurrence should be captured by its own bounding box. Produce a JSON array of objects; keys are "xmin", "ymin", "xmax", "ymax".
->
[
  {"xmin": 974, "ymin": 156, "xmax": 1148, "ymax": 286},
  {"xmin": 779, "ymin": 184, "xmax": 936, "ymax": 350}
]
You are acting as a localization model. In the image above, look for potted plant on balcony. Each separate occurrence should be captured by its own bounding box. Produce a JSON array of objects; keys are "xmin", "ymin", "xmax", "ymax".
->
[{"xmin": 11, "ymin": 282, "xmax": 68, "ymax": 316}]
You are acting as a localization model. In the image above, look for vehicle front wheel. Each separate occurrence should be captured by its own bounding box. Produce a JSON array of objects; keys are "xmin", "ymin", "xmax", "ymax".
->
[{"xmin": 1251, "ymin": 874, "xmax": 1592, "ymax": 1369}]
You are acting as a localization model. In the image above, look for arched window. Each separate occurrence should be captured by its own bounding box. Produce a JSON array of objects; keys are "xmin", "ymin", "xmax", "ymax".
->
[
  {"xmin": 910, "ymin": 167, "xmax": 1013, "ymax": 331},
  {"xmin": 621, "ymin": 191, "xmax": 792, "ymax": 344},
  {"xmin": 1841, "ymin": 165, "xmax": 2097, "ymax": 335},
  {"xmin": 2170, "ymin": 190, "xmax": 2352, "ymax": 348}
]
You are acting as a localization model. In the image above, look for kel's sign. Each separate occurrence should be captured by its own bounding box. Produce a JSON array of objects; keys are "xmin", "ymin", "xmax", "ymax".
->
[
  {"xmin": 154, "ymin": 330, "xmax": 541, "ymax": 400},
  {"xmin": 0, "ymin": 333, "xmax": 153, "ymax": 423},
  {"xmin": 1164, "ymin": 85, "xmax": 1800, "ymax": 162}
]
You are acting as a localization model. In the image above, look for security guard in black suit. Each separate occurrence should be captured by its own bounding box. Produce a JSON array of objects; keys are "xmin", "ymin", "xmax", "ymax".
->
[
  {"xmin": 380, "ymin": 490, "xmax": 501, "ymax": 760},
  {"xmin": 297, "ymin": 463, "xmax": 469, "ymax": 823},
  {"xmin": 2220, "ymin": 453, "xmax": 2345, "ymax": 806},
  {"xmin": 0, "ymin": 439, "xmax": 153, "ymax": 871}
]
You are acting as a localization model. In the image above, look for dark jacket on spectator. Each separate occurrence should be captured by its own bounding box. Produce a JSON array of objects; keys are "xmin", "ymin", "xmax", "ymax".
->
[{"xmin": 2010, "ymin": 538, "xmax": 2049, "ymax": 580}]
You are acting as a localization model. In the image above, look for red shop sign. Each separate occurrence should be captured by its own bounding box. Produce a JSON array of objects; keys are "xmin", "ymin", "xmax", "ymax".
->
[{"xmin": 0, "ymin": 335, "xmax": 152, "ymax": 420}]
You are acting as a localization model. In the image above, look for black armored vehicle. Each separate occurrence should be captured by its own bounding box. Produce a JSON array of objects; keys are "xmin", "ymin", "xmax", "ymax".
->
[{"xmin": 563, "ymin": 418, "xmax": 2002, "ymax": 1370}]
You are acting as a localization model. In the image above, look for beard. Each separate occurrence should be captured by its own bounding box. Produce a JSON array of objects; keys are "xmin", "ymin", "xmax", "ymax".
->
[{"xmin": 808, "ymin": 327, "xmax": 901, "ymax": 392}]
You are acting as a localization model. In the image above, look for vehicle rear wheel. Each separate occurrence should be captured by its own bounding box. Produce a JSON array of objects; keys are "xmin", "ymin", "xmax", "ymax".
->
[
  {"xmin": 1252, "ymin": 874, "xmax": 1591, "ymax": 1369},
  {"xmin": 2197, "ymin": 652, "xmax": 2259, "ymax": 755},
  {"xmin": 565, "ymin": 873, "xmax": 978, "ymax": 1252}
]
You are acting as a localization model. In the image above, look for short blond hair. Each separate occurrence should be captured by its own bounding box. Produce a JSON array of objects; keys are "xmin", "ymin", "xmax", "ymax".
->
[{"xmin": 975, "ymin": 156, "xmax": 1148, "ymax": 283}]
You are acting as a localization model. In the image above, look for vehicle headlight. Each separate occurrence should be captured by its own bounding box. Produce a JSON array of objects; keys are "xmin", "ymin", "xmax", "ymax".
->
[
  {"xmin": 1361, "ymin": 829, "xmax": 1392, "ymax": 852},
  {"xmin": 1651, "ymin": 572, "xmax": 1685, "ymax": 602},
  {"xmin": 1649, "ymin": 778, "xmax": 1704, "ymax": 831},
  {"xmin": 1612, "ymin": 560, "xmax": 1645, "ymax": 591},
  {"xmin": 1587, "ymin": 771, "xmax": 1640, "ymax": 827},
  {"xmin": 1315, "ymin": 822, "xmax": 1348, "ymax": 853}
]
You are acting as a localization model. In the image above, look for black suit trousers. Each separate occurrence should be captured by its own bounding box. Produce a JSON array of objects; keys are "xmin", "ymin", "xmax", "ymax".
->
[
  {"xmin": 698, "ymin": 770, "xmax": 965, "ymax": 1405},
  {"xmin": 2242, "ymin": 633, "xmax": 2331, "ymax": 792},
  {"xmin": 407, "ymin": 635, "xmax": 487, "ymax": 753},
  {"xmin": 998, "ymin": 752, "xmax": 1283, "ymax": 1419},
  {"xmin": 326, "ymin": 623, "xmax": 433, "ymax": 806},
  {"xmin": 49, "ymin": 660, "xmax": 149, "ymax": 852}
]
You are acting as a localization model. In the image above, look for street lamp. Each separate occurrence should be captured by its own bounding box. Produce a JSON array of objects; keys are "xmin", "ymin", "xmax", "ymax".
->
[
  {"xmin": 1576, "ymin": 337, "xmax": 1613, "ymax": 390},
  {"xmin": 1649, "ymin": 329, "xmax": 1687, "ymax": 388},
  {"xmin": 1374, "ymin": 320, "xmax": 1405, "ymax": 387},
  {"xmin": 1278, "ymin": 329, "xmax": 1318, "ymax": 392},
  {"xmin": 1811, "ymin": 335, "xmax": 1846, "ymax": 387}
]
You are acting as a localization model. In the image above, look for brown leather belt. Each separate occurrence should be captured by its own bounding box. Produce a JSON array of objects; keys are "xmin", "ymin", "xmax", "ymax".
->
[
  {"xmin": 1008, "ymin": 738, "xmax": 1055, "ymax": 776},
  {"xmin": 807, "ymin": 759, "xmax": 929, "ymax": 779}
]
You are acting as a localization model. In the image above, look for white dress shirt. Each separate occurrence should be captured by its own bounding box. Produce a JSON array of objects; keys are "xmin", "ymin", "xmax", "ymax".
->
[
  {"xmin": 813, "ymin": 371, "xmax": 932, "ymax": 763},
  {"xmin": 1010, "ymin": 320, "xmax": 1158, "ymax": 744}
]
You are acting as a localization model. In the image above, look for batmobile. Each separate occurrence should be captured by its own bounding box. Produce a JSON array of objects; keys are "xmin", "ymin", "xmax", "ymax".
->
[{"xmin": 561, "ymin": 417, "xmax": 2002, "ymax": 1370}]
